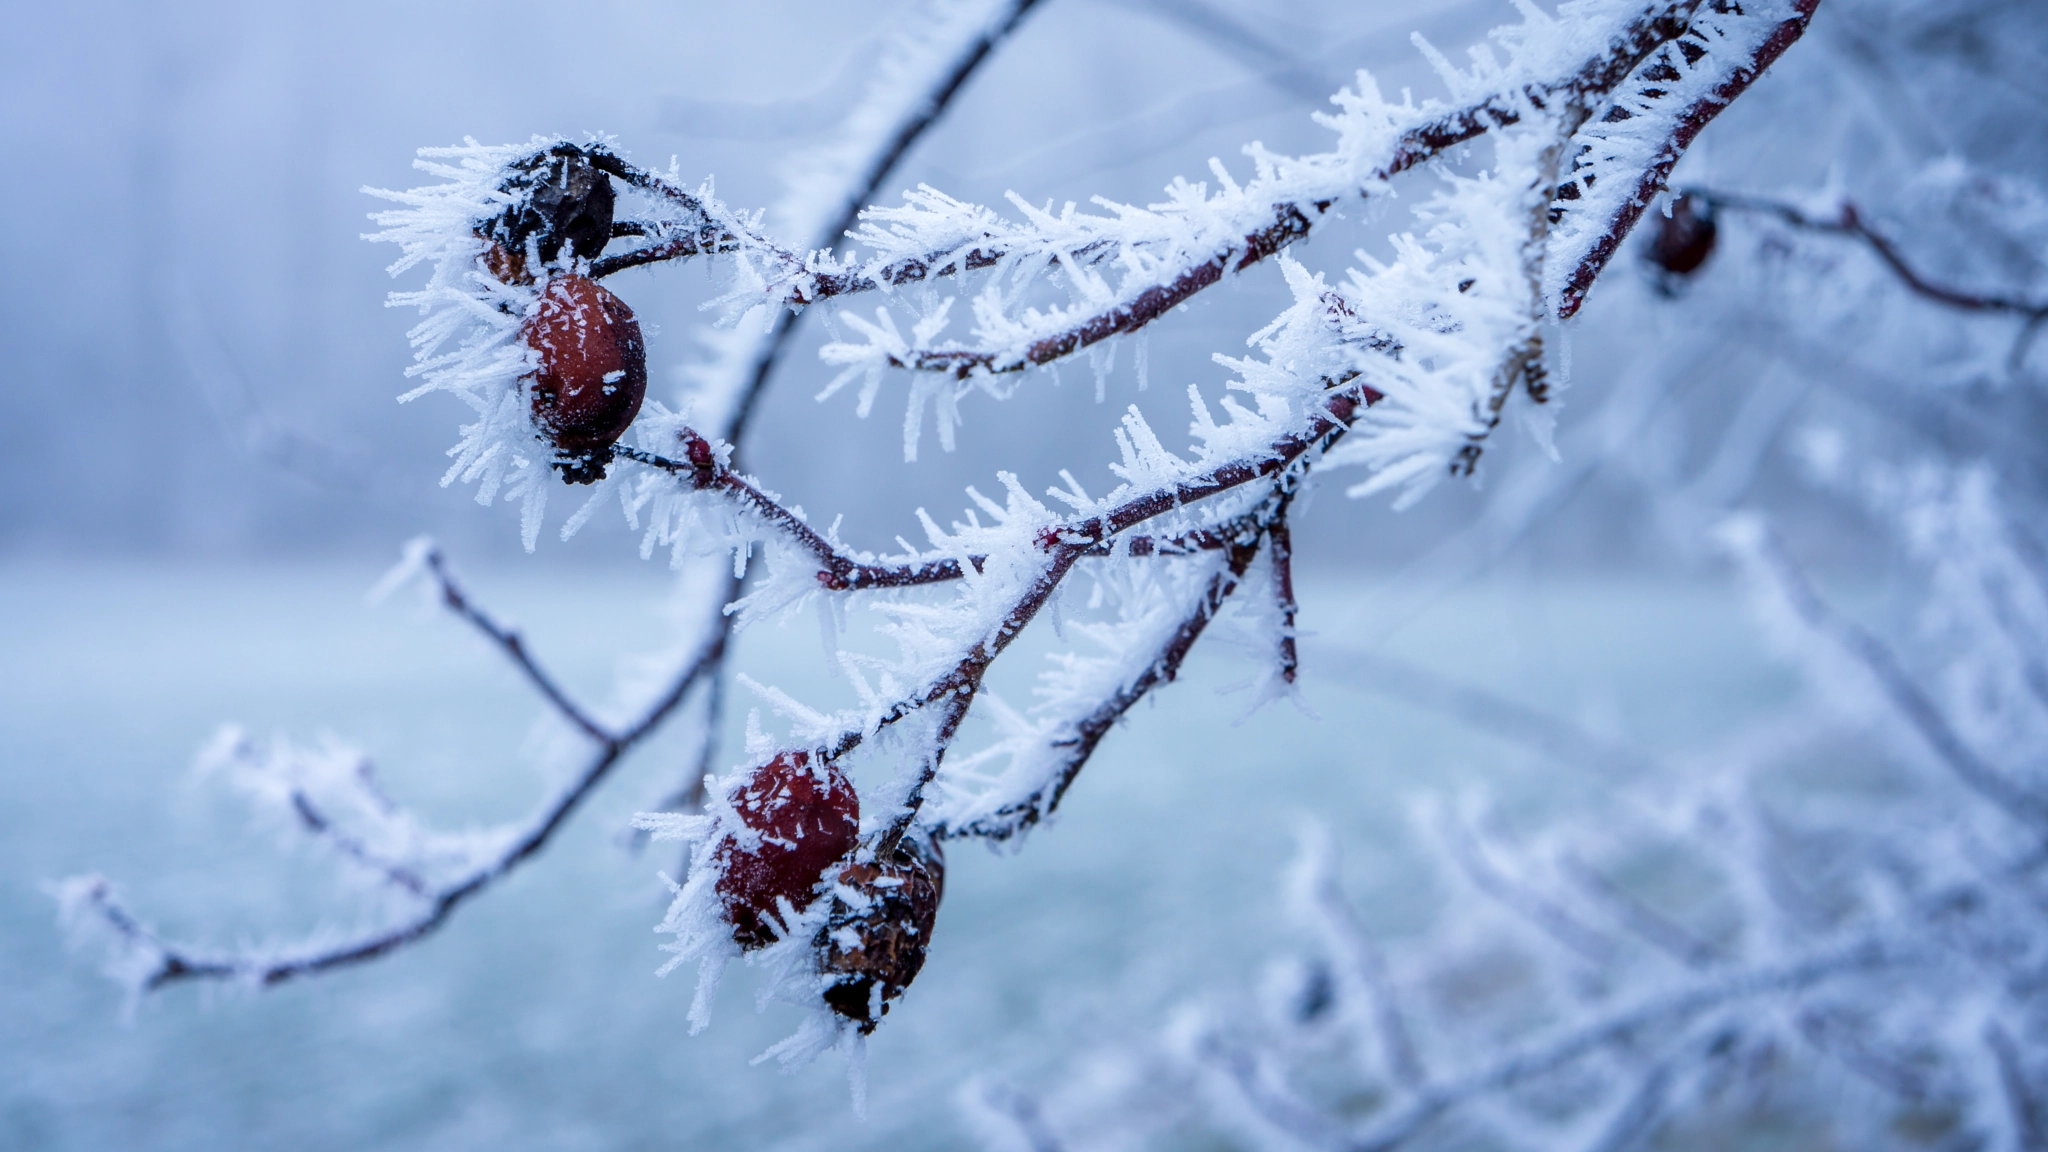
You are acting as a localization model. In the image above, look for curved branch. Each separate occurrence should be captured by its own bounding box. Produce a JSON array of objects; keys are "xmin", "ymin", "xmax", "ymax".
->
[
  {"xmin": 82, "ymin": 628, "xmax": 729, "ymax": 990},
  {"xmin": 1684, "ymin": 188, "xmax": 2048, "ymax": 319},
  {"xmin": 617, "ymin": 381, "xmax": 1365, "ymax": 594},
  {"xmin": 705, "ymin": 0, "xmax": 1048, "ymax": 451}
]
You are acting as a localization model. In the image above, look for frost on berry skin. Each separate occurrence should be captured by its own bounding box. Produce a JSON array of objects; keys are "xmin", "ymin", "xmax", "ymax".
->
[
  {"xmin": 522, "ymin": 274, "xmax": 647, "ymax": 483},
  {"xmin": 713, "ymin": 751, "xmax": 861, "ymax": 951},
  {"xmin": 821, "ymin": 831, "xmax": 943, "ymax": 1033}
]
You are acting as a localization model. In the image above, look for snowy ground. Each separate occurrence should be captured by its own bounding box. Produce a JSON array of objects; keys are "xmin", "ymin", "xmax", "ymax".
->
[{"xmin": 0, "ymin": 558, "xmax": 1793, "ymax": 1151}]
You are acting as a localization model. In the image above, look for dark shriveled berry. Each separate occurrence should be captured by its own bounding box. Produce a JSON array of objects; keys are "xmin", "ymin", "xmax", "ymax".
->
[
  {"xmin": 821, "ymin": 832, "xmax": 944, "ymax": 1033},
  {"xmin": 1648, "ymin": 194, "xmax": 1718, "ymax": 277},
  {"xmin": 482, "ymin": 145, "xmax": 616, "ymax": 268},
  {"xmin": 522, "ymin": 274, "xmax": 647, "ymax": 483},
  {"xmin": 713, "ymin": 751, "xmax": 861, "ymax": 951}
]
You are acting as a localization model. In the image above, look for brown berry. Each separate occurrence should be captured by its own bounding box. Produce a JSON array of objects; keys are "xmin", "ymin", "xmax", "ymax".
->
[
  {"xmin": 522, "ymin": 274, "xmax": 647, "ymax": 482},
  {"xmin": 1648, "ymin": 194, "xmax": 1717, "ymax": 276},
  {"xmin": 821, "ymin": 831, "xmax": 944, "ymax": 1032},
  {"xmin": 483, "ymin": 145, "xmax": 616, "ymax": 267},
  {"xmin": 713, "ymin": 751, "xmax": 861, "ymax": 951}
]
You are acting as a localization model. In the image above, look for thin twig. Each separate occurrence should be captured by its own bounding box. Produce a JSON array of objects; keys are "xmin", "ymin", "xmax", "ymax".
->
[
  {"xmin": 1686, "ymin": 186, "xmax": 2048, "ymax": 375},
  {"xmin": 288, "ymin": 790, "xmax": 430, "ymax": 898},
  {"xmin": 93, "ymin": 629, "xmax": 728, "ymax": 990},
  {"xmin": 421, "ymin": 548, "xmax": 616, "ymax": 745},
  {"xmin": 721, "ymin": 0, "xmax": 1049, "ymax": 450},
  {"xmin": 1686, "ymin": 189, "xmax": 2048, "ymax": 320},
  {"xmin": 1203, "ymin": 1031, "xmax": 1361, "ymax": 1151},
  {"xmin": 616, "ymin": 374, "xmax": 1369, "ymax": 595},
  {"xmin": 1301, "ymin": 837, "xmax": 1428, "ymax": 1090},
  {"xmin": 939, "ymin": 509, "xmax": 1274, "ymax": 842}
]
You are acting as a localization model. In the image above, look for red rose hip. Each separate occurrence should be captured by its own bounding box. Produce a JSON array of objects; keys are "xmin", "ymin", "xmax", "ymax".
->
[
  {"xmin": 1648, "ymin": 194, "xmax": 1717, "ymax": 277},
  {"xmin": 521, "ymin": 273, "xmax": 646, "ymax": 481},
  {"xmin": 713, "ymin": 751, "xmax": 861, "ymax": 950}
]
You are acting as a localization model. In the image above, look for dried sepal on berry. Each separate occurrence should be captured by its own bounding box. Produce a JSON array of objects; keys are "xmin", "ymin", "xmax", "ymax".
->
[
  {"xmin": 712, "ymin": 751, "xmax": 861, "ymax": 951},
  {"xmin": 481, "ymin": 240, "xmax": 531, "ymax": 287},
  {"xmin": 821, "ymin": 830, "xmax": 944, "ymax": 1033},
  {"xmin": 521, "ymin": 274, "xmax": 647, "ymax": 483}
]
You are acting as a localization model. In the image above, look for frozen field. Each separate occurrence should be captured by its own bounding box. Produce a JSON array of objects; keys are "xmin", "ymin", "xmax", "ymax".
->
[{"xmin": 0, "ymin": 559, "xmax": 1794, "ymax": 1151}]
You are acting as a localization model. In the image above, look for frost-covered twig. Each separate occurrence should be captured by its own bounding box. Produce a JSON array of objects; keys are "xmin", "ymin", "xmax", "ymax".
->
[
  {"xmin": 285, "ymin": 790, "xmax": 431, "ymax": 900},
  {"xmin": 1439, "ymin": 808, "xmax": 1617, "ymax": 965},
  {"xmin": 1269, "ymin": 508, "xmax": 1299, "ymax": 684},
  {"xmin": 834, "ymin": 0, "xmax": 1817, "ymax": 379},
  {"xmin": 1294, "ymin": 826, "xmax": 1428, "ymax": 1090},
  {"xmin": 69, "ymin": 627, "xmax": 729, "ymax": 990},
  {"xmin": 936, "ymin": 502, "xmax": 1276, "ymax": 842},
  {"xmin": 1683, "ymin": 186, "xmax": 2048, "ymax": 373},
  {"xmin": 688, "ymin": 0, "xmax": 1049, "ymax": 448},
  {"xmin": 780, "ymin": 377, "xmax": 1363, "ymax": 846},
  {"xmin": 633, "ymin": 358, "xmax": 1367, "ymax": 557},
  {"xmin": 1547, "ymin": 0, "xmax": 1823, "ymax": 317},
  {"xmin": 1175, "ymin": 920, "xmax": 1900, "ymax": 1152},
  {"xmin": 1562, "ymin": 854, "xmax": 1723, "ymax": 968}
]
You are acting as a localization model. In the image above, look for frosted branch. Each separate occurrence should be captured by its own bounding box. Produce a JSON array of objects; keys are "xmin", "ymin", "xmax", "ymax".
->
[
  {"xmin": 69, "ymin": 626, "xmax": 728, "ymax": 990},
  {"xmin": 1684, "ymin": 186, "xmax": 2048, "ymax": 371},
  {"xmin": 1549, "ymin": 0, "xmax": 1824, "ymax": 317}
]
